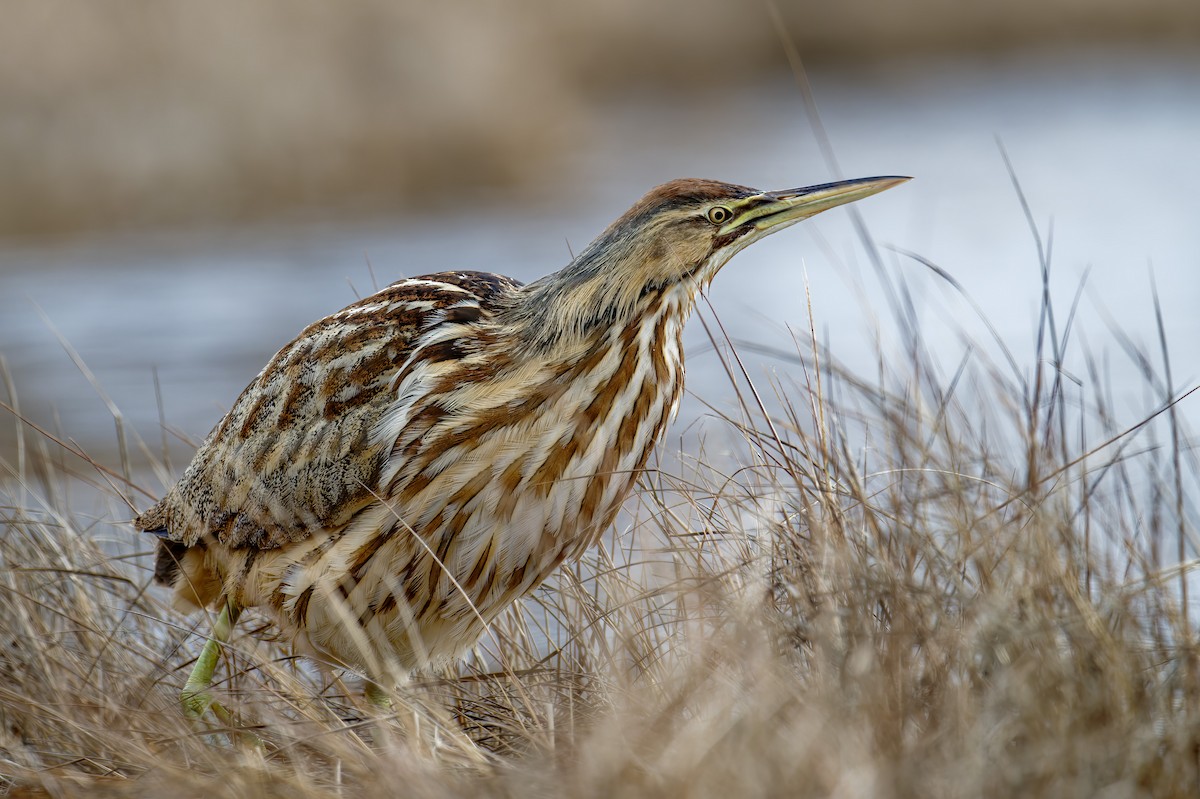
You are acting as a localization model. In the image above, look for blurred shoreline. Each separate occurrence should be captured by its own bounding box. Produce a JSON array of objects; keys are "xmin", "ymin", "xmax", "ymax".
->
[{"xmin": 2, "ymin": 1, "xmax": 1199, "ymax": 240}]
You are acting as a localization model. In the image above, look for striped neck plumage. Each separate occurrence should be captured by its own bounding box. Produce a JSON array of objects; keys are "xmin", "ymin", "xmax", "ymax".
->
[{"xmin": 503, "ymin": 235, "xmax": 712, "ymax": 353}]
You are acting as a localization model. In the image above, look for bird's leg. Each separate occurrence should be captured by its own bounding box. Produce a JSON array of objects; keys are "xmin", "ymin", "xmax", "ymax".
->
[
  {"xmin": 364, "ymin": 680, "xmax": 393, "ymax": 710},
  {"xmin": 182, "ymin": 599, "xmax": 242, "ymax": 722}
]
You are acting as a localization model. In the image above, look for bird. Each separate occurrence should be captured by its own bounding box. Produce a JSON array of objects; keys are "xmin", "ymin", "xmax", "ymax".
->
[{"xmin": 134, "ymin": 175, "xmax": 908, "ymax": 718}]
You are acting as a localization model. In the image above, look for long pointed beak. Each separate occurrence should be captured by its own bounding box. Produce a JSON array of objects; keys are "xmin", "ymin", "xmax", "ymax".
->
[{"xmin": 721, "ymin": 176, "xmax": 910, "ymax": 235}]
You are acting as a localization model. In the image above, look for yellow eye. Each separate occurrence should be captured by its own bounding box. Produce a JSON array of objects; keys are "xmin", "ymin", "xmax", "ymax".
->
[{"xmin": 706, "ymin": 206, "xmax": 732, "ymax": 225}]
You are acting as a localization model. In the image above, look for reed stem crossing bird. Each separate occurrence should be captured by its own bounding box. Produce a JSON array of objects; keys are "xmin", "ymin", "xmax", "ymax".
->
[{"xmin": 135, "ymin": 175, "xmax": 907, "ymax": 719}]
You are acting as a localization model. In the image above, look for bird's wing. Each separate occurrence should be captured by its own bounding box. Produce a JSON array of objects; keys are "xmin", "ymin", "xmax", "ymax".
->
[{"xmin": 134, "ymin": 271, "xmax": 522, "ymax": 551}]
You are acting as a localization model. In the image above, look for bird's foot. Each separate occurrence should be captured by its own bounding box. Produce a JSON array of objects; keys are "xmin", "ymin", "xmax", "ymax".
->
[
  {"xmin": 364, "ymin": 680, "xmax": 393, "ymax": 710},
  {"xmin": 181, "ymin": 684, "xmax": 218, "ymax": 721},
  {"xmin": 181, "ymin": 688, "xmax": 264, "ymax": 749}
]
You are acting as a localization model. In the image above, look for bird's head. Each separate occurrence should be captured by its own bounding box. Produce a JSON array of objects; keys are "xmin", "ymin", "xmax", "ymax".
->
[{"xmin": 514, "ymin": 175, "xmax": 909, "ymax": 347}]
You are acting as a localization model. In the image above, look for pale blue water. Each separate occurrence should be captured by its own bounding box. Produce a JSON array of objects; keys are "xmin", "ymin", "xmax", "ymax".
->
[{"xmin": 2, "ymin": 46, "xmax": 1198, "ymax": 478}]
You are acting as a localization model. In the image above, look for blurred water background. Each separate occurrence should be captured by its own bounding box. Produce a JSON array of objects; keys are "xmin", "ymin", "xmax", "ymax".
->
[{"xmin": 1, "ymin": 1, "xmax": 1198, "ymax": 501}]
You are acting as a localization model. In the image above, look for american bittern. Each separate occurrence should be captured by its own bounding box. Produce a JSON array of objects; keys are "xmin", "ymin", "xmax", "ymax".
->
[{"xmin": 135, "ymin": 175, "xmax": 907, "ymax": 717}]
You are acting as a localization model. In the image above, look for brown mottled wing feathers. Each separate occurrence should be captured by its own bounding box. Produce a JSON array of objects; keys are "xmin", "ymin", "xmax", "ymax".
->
[{"xmin": 134, "ymin": 271, "xmax": 521, "ymax": 551}]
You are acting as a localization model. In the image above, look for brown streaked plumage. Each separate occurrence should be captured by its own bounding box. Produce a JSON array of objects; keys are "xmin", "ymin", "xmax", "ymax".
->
[{"xmin": 136, "ymin": 175, "xmax": 908, "ymax": 712}]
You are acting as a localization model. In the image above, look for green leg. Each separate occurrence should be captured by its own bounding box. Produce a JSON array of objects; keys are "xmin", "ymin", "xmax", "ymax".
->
[
  {"xmin": 364, "ymin": 680, "xmax": 393, "ymax": 710},
  {"xmin": 182, "ymin": 600, "xmax": 242, "ymax": 721}
]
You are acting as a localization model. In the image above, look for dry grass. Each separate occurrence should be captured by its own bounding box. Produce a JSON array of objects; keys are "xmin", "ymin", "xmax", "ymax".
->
[{"xmin": 2, "ymin": 249, "xmax": 1200, "ymax": 797}]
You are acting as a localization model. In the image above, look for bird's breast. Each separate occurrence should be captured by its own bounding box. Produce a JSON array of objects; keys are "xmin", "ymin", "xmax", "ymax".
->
[{"xmin": 375, "ymin": 298, "xmax": 687, "ymax": 612}]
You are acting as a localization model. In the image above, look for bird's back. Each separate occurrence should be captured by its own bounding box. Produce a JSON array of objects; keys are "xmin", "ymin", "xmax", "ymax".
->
[{"xmin": 136, "ymin": 271, "xmax": 523, "ymax": 603}]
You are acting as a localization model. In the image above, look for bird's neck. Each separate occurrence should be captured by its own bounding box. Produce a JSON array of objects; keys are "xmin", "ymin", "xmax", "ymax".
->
[{"xmin": 504, "ymin": 251, "xmax": 701, "ymax": 355}]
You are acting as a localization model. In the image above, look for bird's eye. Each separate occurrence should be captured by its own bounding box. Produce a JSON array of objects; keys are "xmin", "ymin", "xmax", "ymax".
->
[{"xmin": 706, "ymin": 206, "xmax": 732, "ymax": 225}]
